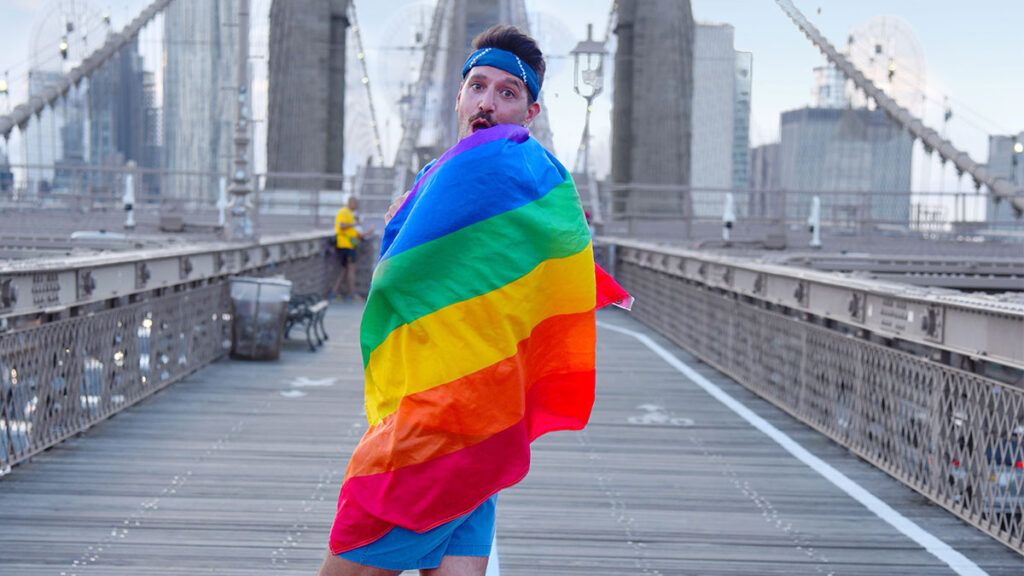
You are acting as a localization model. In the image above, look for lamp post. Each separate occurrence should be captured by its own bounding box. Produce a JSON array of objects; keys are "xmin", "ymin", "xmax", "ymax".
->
[
  {"xmin": 571, "ymin": 23, "xmax": 606, "ymax": 225},
  {"xmin": 227, "ymin": 0, "xmax": 254, "ymax": 240}
]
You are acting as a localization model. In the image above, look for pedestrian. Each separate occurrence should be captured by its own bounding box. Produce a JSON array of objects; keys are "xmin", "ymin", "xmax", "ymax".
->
[
  {"xmin": 330, "ymin": 195, "xmax": 373, "ymax": 303},
  {"xmin": 318, "ymin": 24, "xmax": 630, "ymax": 576}
]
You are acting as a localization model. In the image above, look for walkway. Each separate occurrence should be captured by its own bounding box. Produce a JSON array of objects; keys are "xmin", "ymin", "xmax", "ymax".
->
[{"xmin": 0, "ymin": 304, "xmax": 1020, "ymax": 575}]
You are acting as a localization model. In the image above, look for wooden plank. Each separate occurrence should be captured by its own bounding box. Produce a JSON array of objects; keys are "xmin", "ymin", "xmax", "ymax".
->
[{"xmin": 0, "ymin": 304, "xmax": 1020, "ymax": 575}]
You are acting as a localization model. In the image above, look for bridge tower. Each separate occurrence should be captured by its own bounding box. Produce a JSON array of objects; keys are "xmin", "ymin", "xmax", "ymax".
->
[
  {"xmin": 267, "ymin": 0, "xmax": 350, "ymax": 191},
  {"xmin": 611, "ymin": 0, "xmax": 694, "ymax": 237}
]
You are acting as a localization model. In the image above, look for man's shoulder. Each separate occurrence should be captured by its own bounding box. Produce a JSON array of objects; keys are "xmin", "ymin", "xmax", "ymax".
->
[{"xmin": 414, "ymin": 159, "xmax": 440, "ymax": 183}]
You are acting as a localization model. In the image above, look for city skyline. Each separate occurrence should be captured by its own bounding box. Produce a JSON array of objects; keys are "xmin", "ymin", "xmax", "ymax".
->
[{"xmin": 0, "ymin": 0, "xmax": 1021, "ymax": 190}]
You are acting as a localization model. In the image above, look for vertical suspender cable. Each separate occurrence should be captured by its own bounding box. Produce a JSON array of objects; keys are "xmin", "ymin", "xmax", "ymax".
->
[{"xmin": 348, "ymin": 1, "xmax": 385, "ymax": 166}]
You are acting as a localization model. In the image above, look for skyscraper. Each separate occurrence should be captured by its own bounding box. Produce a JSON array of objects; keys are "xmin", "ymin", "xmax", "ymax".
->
[
  {"xmin": 0, "ymin": 149, "xmax": 12, "ymax": 196},
  {"xmin": 267, "ymin": 0, "xmax": 349, "ymax": 191},
  {"xmin": 749, "ymin": 142, "xmax": 780, "ymax": 219},
  {"xmin": 163, "ymin": 0, "xmax": 239, "ymax": 205},
  {"xmin": 142, "ymin": 71, "xmax": 162, "ymax": 196},
  {"xmin": 732, "ymin": 51, "xmax": 752, "ymax": 193},
  {"xmin": 779, "ymin": 107, "xmax": 912, "ymax": 225},
  {"xmin": 689, "ymin": 23, "xmax": 752, "ymax": 218},
  {"xmin": 813, "ymin": 64, "xmax": 848, "ymax": 109},
  {"xmin": 986, "ymin": 133, "xmax": 1024, "ymax": 226},
  {"xmin": 54, "ymin": 84, "xmax": 87, "ymax": 194},
  {"xmin": 89, "ymin": 37, "xmax": 147, "ymax": 192},
  {"xmin": 24, "ymin": 69, "xmax": 63, "ymax": 195}
]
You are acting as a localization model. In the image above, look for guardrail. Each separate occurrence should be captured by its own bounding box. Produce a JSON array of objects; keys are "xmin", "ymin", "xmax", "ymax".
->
[
  {"xmin": 602, "ymin": 238, "xmax": 1024, "ymax": 552},
  {"xmin": 0, "ymin": 231, "xmax": 341, "ymax": 471}
]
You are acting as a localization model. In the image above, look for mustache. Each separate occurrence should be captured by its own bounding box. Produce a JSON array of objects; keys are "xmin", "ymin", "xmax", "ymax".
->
[{"xmin": 469, "ymin": 111, "xmax": 495, "ymax": 126}]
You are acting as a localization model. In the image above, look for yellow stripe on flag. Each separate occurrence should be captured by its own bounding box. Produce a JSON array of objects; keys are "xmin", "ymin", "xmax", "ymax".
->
[{"xmin": 363, "ymin": 246, "xmax": 595, "ymax": 425}]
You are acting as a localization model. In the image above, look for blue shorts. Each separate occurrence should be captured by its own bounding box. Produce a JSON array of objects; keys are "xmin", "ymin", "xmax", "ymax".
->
[
  {"xmin": 337, "ymin": 495, "xmax": 496, "ymax": 570},
  {"xmin": 336, "ymin": 247, "xmax": 356, "ymax": 266}
]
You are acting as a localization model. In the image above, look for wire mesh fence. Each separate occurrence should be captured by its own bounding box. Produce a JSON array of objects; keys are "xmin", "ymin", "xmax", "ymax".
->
[
  {"xmin": 0, "ymin": 245, "xmax": 335, "ymax": 472},
  {"xmin": 612, "ymin": 242, "xmax": 1024, "ymax": 553}
]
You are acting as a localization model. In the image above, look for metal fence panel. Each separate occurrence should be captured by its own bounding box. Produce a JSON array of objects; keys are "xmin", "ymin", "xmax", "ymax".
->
[{"xmin": 616, "ymin": 254, "xmax": 1024, "ymax": 553}]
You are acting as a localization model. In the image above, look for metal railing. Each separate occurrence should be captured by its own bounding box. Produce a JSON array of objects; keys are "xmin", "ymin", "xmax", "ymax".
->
[
  {"xmin": 0, "ymin": 231, "xmax": 341, "ymax": 471},
  {"xmin": 603, "ymin": 183, "xmax": 1023, "ymax": 235},
  {"xmin": 604, "ymin": 239, "xmax": 1024, "ymax": 553},
  {"xmin": 0, "ymin": 164, "xmax": 395, "ymax": 231}
]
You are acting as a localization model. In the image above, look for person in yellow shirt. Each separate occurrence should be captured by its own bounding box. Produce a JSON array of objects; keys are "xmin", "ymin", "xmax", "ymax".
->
[{"xmin": 330, "ymin": 195, "xmax": 373, "ymax": 302}]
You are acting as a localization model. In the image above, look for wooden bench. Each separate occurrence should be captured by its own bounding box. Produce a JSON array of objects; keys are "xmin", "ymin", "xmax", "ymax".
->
[{"xmin": 284, "ymin": 293, "xmax": 329, "ymax": 351}]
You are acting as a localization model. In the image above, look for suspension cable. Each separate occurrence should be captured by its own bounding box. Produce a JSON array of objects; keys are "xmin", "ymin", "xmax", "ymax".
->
[
  {"xmin": 775, "ymin": 0, "xmax": 1023, "ymax": 216},
  {"xmin": 348, "ymin": 1, "xmax": 385, "ymax": 166}
]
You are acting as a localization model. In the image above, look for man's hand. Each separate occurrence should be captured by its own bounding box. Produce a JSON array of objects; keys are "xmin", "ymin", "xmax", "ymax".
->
[{"xmin": 384, "ymin": 191, "xmax": 411, "ymax": 225}]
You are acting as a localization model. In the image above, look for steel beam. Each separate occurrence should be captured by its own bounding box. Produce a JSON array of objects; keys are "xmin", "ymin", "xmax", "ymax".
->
[
  {"xmin": 774, "ymin": 0, "xmax": 1024, "ymax": 216},
  {"xmin": 609, "ymin": 237, "xmax": 1024, "ymax": 371},
  {"xmin": 0, "ymin": 231, "xmax": 332, "ymax": 324}
]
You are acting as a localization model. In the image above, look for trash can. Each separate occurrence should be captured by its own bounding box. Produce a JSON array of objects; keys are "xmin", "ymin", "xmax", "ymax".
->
[{"xmin": 230, "ymin": 276, "xmax": 292, "ymax": 360}]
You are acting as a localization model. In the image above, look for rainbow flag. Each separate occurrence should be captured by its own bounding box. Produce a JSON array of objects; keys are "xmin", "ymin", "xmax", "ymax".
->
[{"xmin": 329, "ymin": 124, "xmax": 630, "ymax": 553}]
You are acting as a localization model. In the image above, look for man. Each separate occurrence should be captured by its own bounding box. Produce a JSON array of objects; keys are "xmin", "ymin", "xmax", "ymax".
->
[
  {"xmin": 318, "ymin": 25, "xmax": 628, "ymax": 576},
  {"xmin": 331, "ymin": 195, "xmax": 372, "ymax": 302}
]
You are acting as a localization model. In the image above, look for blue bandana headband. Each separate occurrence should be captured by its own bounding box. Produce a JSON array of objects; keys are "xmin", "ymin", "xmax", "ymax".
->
[{"xmin": 461, "ymin": 47, "xmax": 541, "ymax": 101}]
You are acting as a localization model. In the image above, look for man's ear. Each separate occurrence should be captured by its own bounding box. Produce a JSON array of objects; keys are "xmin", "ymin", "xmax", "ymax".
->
[
  {"xmin": 454, "ymin": 82, "xmax": 462, "ymax": 111},
  {"xmin": 525, "ymin": 101, "xmax": 540, "ymax": 123}
]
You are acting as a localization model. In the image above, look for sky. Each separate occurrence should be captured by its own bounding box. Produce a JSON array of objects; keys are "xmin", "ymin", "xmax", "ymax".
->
[{"xmin": 0, "ymin": 0, "xmax": 1022, "ymax": 189}]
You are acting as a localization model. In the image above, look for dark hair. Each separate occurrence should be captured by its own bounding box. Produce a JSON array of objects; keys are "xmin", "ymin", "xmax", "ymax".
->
[{"xmin": 471, "ymin": 25, "xmax": 545, "ymax": 103}]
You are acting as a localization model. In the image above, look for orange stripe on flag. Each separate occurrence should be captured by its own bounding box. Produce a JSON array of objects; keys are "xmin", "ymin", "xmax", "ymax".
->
[{"xmin": 346, "ymin": 310, "xmax": 596, "ymax": 479}]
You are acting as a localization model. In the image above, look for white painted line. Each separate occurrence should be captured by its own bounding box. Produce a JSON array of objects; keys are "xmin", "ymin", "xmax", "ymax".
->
[
  {"xmin": 486, "ymin": 532, "xmax": 500, "ymax": 576},
  {"xmin": 597, "ymin": 321, "xmax": 989, "ymax": 576}
]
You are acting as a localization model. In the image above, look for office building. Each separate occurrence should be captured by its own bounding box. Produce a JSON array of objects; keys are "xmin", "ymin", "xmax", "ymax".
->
[
  {"xmin": 779, "ymin": 107, "xmax": 912, "ymax": 224},
  {"xmin": 88, "ymin": 37, "xmax": 148, "ymax": 192},
  {"xmin": 24, "ymin": 69, "xmax": 63, "ymax": 195},
  {"xmin": 986, "ymin": 133, "xmax": 1024, "ymax": 225},
  {"xmin": 813, "ymin": 64, "xmax": 848, "ymax": 109},
  {"xmin": 732, "ymin": 51, "xmax": 752, "ymax": 192},
  {"xmin": 749, "ymin": 142, "xmax": 780, "ymax": 218},
  {"xmin": 690, "ymin": 23, "xmax": 751, "ymax": 217},
  {"xmin": 0, "ymin": 150, "xmax": 12, "ymax": 196}
]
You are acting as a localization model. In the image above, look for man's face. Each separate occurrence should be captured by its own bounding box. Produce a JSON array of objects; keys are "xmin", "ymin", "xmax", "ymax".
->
[{"xmin": 456, "ymin": 65, "xmax": 540, "ymax": 141}]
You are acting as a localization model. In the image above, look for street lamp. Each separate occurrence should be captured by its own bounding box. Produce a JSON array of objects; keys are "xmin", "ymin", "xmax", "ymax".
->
[
  {"xmin": 227, "ymin": 0, "xmax": 254, "ymax": 240},
  {"xmin": 571, "ymin": 23, "xmax": 606, "ymax": 226},
  {"xmin": 571, "ymin": 23, "xmax": 606, "ymax": 176}
]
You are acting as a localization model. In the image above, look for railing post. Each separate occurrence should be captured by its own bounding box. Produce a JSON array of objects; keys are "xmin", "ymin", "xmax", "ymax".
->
[
  {"xmin": 217, "ymin": 177, "xmax": 228, "ymax": 228},
  {"xmin": 123, "ymin": 161, "xmax": 136, "ymax": 230},
  {"xmin": 808, "ymin": 195, "xmax": 822, "ymax": 248},
  {"xmin": 722, "ymin": 192, "xmax": 735, "ymax": 242}
]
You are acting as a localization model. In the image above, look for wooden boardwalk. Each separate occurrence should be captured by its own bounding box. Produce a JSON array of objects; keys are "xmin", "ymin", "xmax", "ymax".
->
[{"xmin": 0, "ymin": 304, "xmax": 1021, "ymax": 575}]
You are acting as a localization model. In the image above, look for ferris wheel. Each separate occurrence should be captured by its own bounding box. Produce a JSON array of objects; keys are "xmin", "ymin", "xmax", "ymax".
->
[{"xmin": 843, "ymin": 15, "xmax": 927, "ymax": 118}]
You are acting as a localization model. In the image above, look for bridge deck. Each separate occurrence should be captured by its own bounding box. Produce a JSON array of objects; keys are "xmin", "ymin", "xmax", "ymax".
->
[{"xmin": 0, "ymin": 304, "xmax": 1020, "ymax": 575}]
